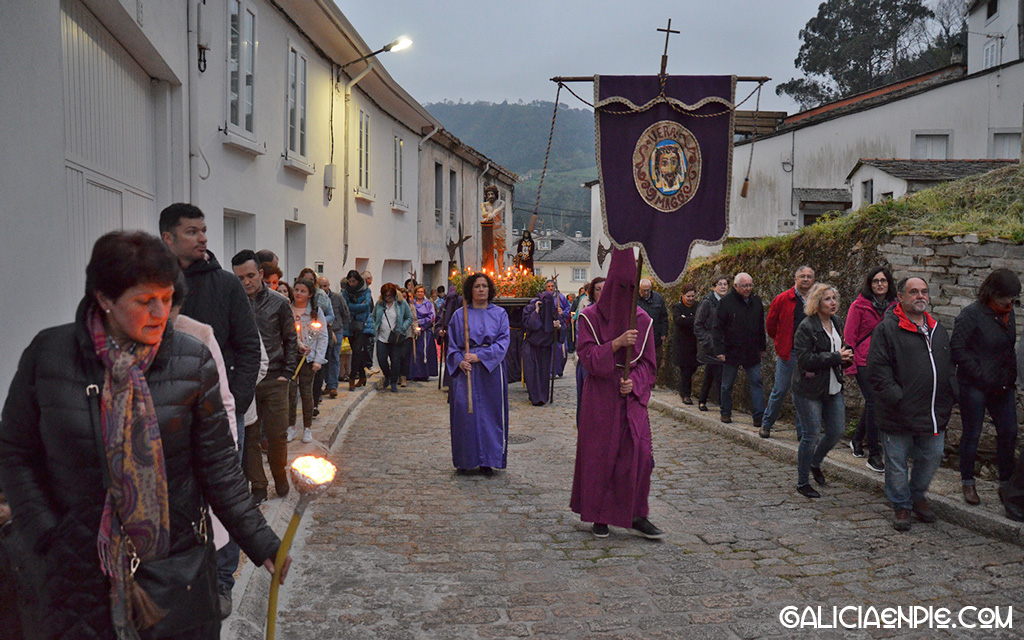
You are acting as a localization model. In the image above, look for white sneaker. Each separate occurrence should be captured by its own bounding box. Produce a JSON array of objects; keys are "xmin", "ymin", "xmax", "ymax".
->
[
  {"xmin": 286, "ymin": 426, "xmax": 296, "ymax": 442},
  {"xmin": 302, "ymin": 428, "xmax": 312, "ymax": 443}
]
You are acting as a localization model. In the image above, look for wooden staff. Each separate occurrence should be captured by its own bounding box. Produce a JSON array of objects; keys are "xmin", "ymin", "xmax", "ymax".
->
[
  {"xmin": 463, "ymin": 298, "xmax": 473, "ymax": 414},
  {"xmin": 622, "ymin": 254, "xmax": 645, "ymax": 381}
]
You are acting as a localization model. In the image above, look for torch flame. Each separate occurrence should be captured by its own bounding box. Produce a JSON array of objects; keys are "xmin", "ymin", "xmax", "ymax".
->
[{"xmin": 291, "ymin": 455, "xmax": 337, "ymax": 485}]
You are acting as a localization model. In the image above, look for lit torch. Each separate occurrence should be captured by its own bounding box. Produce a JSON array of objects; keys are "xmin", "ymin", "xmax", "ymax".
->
[{"xmin": 266, "ymin": 455, "xmax": 337, "ymax": 640}]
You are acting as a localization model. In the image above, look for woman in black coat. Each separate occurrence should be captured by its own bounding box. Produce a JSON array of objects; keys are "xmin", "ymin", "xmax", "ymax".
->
[
  {"xmin": 0, "ymin": 231, "xmax": 287, "ymax": 639},
  {"xmin": 671, "ymin": 283, "xmax": 699, "ymax": 404},
  {"xmin": 791, "ymin": 283, "xmax": 853, "ymax": 498},
  {"xmin": 951, "ymin": 269, "xmax": 1021, "ymax": 508}
]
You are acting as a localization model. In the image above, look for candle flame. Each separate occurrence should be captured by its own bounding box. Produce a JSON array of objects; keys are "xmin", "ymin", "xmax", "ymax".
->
[
  {"xmin": 311, "ymin": 320, "xmax": 322, "ymax": 329},
  {"xmin": 291, "ymin": 455, "xmax": 337, "ymax": 485}
]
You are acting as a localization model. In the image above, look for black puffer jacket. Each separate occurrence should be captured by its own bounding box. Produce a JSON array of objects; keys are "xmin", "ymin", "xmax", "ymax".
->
[
  {"xmin": 180, "ymin": 251, "xmax": 261, "ymax": 411},
  {"xmin": 0, "ymin": 298, "xmax": 280, "ymax": 639},
  {"xmin": 866, "ymin": 306, "xmax": 956, "ymax": 436},
  {"xmin": 951, "ymin": 301, "xmax": 1016, "ymax": 393},
  {"xmin": 792, "ymin": 315, "xmax": 846, "ymax": 401}
]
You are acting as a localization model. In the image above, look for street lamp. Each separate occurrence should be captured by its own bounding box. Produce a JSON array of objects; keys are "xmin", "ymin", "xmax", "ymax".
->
[{"xmin": 340, "ymin": 35, "xmax": 413, "ymax": 70}]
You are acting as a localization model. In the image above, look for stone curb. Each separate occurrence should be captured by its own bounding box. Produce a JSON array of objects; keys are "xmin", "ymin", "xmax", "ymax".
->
[{"xmin": 648, "ymin": 395, "xmax": 1024, "ymax": 548}]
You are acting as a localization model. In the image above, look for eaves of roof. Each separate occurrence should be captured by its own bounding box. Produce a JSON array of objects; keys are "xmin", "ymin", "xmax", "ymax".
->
[
  {"xmin": 846, "ymin": 158, "xmax": 1019, "ymax": 182},
  {"xmin": 735, "ymin": 59, "xmax": 1024, "ymax": 147}
]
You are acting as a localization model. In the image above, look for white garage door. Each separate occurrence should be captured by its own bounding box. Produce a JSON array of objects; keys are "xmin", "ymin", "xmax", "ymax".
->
[{"xmin": 61, "ymin": 0, "xmax": 157, "ymax": 292}]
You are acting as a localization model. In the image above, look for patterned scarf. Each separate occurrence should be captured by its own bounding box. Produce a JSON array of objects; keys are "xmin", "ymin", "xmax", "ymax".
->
[{"xmin": 89, "ymin": 307, "xmax": 170, "ymax": 638}]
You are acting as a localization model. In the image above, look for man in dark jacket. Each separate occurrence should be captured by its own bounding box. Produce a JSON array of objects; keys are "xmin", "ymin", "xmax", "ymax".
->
[
  {"xmin": 319, "ymin": 276, "xmax": 350, "ymax": 398},
  {"xmin": 160, "ymin": 204, "xmax": 261, "ymax": 431},
  {"xmin": 693, "ymin": 274, "xmax": 730, "ymax": 410},
  {"xmin": 867, "ymin": 276, "xmax": 956, "ymax": 532},
  {"xmin": 638, "ymin": 278, "xmax": 669, "ymax": 353},
  {"xmin": 712, "ymin": 273, "xmax": 766, "ymax": 425},
  {"xmin": 231, "ymin": 251, "xmax": 298, "ymax": 505},
  {"xmin": 760, "ymin": 266, "xmax": 814, "ymax": 439}
]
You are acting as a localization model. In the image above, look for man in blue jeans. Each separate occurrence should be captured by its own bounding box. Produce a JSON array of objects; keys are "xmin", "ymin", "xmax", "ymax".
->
[
  {"xmin": 760, "ymin": 266, "xmax": 815, "ymax": 439},
  {"xmin": 866, "ymin": 276, "xmax": 956, "ymax": 532},
  {"xmin": 712, "ymin": 273, "xmax": 766, "ymax": 426}
]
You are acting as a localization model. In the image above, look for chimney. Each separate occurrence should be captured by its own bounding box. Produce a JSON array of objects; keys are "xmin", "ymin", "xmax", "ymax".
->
[{"xmin": 950, "ymin": 43, "xmax": 965, "ymax": 66}]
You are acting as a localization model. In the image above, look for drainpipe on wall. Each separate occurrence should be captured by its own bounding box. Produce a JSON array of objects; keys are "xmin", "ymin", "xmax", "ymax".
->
[
  {"xmin": 418, "ymin": 125, "xmax": 438, "ymax": 150},
  {"xmin": 187, "ymin": 1, "xmax": 200, "ymax": 205},
  {"xmin": 342, "ymin": 61, "xmax": 374, "ymax": 268}
]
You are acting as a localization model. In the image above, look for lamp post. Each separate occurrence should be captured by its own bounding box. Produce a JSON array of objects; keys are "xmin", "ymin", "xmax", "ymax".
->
[
  {"xmin": 341, "ymin": 35, "xmax": 413, "ymax": 267},
  {"xmin": 340, "ymin": 36, "xmax": 412, "ymax": 71}
]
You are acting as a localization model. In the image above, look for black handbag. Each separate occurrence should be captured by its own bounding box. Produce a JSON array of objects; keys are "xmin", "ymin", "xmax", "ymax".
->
[
  {"xmin": 130, "ymin": 520, "xmax": 219, "ymax": 637},
  {"xmin": 83, "ymin": 362, "xmax": 220, "ymax": 636},
  {"xmin": 384, "ymin": 312, "xmax": 405, "ymax": 346}
]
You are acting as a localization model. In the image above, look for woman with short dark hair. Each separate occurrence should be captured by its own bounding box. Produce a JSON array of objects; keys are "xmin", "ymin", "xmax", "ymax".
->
[
  {"xmin": 447, "ymin": 273, "xmax": 510, "ymax": 475},
  {"xmin": 671, "ymin": 283, "xmax": 699, "ymax": 404},
  {"xmin": 951, "ymin": 268, "xmax": 1021, "ymax": 512},
  {"xmin": 0, "ymin": 231, "xmax": 285, "ymax": 639},
  {"xmin": 410, "ymin": 285, "xmax": 438, "ymax": 382},
  {"xmin": 342, "ymin": 270, "xmax": 374, "ymax": 390}
]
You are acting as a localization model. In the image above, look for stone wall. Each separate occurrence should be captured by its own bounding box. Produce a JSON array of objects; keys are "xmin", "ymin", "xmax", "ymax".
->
[{"xmin": 877, "ymin": 234, "xmax": 1024, "ymax": 328}]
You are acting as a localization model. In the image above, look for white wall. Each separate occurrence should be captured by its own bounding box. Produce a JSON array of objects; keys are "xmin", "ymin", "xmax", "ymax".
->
[
  {"xmin": 968, "ymin": 0, "xmax": 1021, "ymax": 74},
  {"xmin": 0, "ymin": 0, "xmax": 188, "ymax": 394},
  {"xmin": 848, "ymin": 166, "xmax": 909, "ymax": 210},
  {"xmin": 731, "ymin": 63, "xmax": 1024, "ymax": 238}
]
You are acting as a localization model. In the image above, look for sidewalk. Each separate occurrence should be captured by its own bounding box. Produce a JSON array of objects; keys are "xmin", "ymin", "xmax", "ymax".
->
[
  {"xmin": 647, "ymin": 389, "xmax": 1024, "ymax": 547},
  {"xmin": 222, "ymin": 373, "xmax": 379, "ymax": 640}
]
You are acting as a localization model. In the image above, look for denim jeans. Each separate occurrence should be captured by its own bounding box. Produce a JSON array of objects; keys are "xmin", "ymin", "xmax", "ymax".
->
[
  {"xmin": 762, "ymin": 356, "xmax": 803, "ymax": 436},
  {"xmin": 793, "ymin": 392, "xmax": 846, "ymax": 486},
  {"xmin": 326, "ymin": 335, "xmax": 342, "ymax": 390},
  {"xmin": 720, "ymin": 363, "xmax": 765, "ymax": 422},
  {"xmin": 852, "ymin": 369, "xmax": 880, "ymax": 457},
  {"xmin": 882, "ymin": 431, "xmax": 945, "ymax": 510},
  {"xmin": 958, "ymin": 383, "xmax": 1018, "ymax": 486}
]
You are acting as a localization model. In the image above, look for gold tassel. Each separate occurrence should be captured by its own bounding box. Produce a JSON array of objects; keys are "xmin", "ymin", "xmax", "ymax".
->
[{"xmin": 127, "ymin": 576, "xmax": 167, "ymax": 630}]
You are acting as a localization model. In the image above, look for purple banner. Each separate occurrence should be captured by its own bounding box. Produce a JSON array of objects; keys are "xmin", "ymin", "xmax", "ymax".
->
[{"xmin": 595, "ymin": 75, "xmax": 735, "ymax": 286}]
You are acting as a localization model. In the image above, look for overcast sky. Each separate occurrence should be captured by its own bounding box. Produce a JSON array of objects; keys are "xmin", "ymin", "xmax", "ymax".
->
[{"xmin": 336, "ymin": 0, "xmax": 825, "ymax": 114}]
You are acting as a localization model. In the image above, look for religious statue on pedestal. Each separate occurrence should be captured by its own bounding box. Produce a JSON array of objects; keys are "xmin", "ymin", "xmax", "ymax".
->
[
  {"xmin": 480, "ymin": 184, "xmax": 506, "ymax": 273},
  {"xmin": 514, "ymin": 229, "xmax": 535, "ymax": 273}
]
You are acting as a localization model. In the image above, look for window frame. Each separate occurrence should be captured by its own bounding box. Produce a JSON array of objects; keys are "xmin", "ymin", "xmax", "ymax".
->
[
  {"xmin": 983, "ymin": 39, "xmax": 1001, "ymax": 69},
  {"xmin": 433, "ymin": 162, "xmax": 443, "ymax": 225},
  {"xmin": 226, "ymin": 0, "xmax": 258, "ymax": 140},
  {"xmin": 572, "ymin": 267, "xmax": 587, "ymax": 282},
  {"xmin": 989, "ymin": 128, "xmax": 1022, "ymax": 160},
  {"xmin": 357, "ymin": 109, "xmax": 371, "ymax": 192},
  {"xmin": 392, "ymin": 133, "xmax": 404, "ymax": 205},
  {"xmin": 448, "ymin": 169, "xmax": 457, "ymax": 227},
  {"xmin": 285, "ymin": 39, "xmax": 309, "ymax": 162},
  {"xmin": 911, "ymin": 130, "xmax": 952, "ymax": 160}
]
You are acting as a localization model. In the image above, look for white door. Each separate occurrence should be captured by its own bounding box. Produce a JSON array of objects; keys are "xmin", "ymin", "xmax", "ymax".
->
[{"xmin": 62, "ymin": 0, "xmax": 157, "ymax": 294}]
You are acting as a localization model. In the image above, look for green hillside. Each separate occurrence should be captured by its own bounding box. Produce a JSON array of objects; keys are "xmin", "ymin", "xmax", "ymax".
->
[{"xmin": 425, "ymin": 100, "xmax": 597, "ymax": 234}]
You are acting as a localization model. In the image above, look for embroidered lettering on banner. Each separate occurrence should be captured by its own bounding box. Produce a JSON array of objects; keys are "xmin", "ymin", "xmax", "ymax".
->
[{"xmin": 632, "ymin": 120, "xmax": 701, "ymax": 212}]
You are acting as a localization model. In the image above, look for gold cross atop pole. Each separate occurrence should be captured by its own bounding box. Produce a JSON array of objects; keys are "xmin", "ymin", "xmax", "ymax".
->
[{"xmin": 657, "ymin": 18, "xmax": 680, "ymax": 76}]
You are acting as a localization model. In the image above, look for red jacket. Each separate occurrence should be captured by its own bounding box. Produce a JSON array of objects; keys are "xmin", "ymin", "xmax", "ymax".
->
[{"xmin": 765, "ymin": 287, "xmax": 800, "ymax": 360}]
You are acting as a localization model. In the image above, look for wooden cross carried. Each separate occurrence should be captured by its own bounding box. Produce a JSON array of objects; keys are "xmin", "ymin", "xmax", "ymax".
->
[{"xmin": 446, "ymin": 221, "xmax": 472, "ymax": 268}]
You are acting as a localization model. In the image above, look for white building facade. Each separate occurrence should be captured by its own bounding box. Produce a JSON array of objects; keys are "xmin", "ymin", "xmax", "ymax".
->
[{"xmin": 0, "ymin": 0, "xmax": 510, "ymax": 392}]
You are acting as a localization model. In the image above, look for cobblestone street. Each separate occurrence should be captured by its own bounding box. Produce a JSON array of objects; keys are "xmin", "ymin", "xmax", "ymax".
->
[{"xmin": 266, "ymin": 363, "xmax": 1024, "ymax": 639}]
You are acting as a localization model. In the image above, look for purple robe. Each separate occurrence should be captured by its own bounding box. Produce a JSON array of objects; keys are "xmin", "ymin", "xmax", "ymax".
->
[
  {"xmin": 522, "ymin": 293, "xmax": 557, "ymax": 405},
  {"xmin": 552, "ymin": 292, "xmax": 571, "ymax": 376},
  {"xmin": 447, "ymin": 304, "xmax": 510, "ymax": 469},
  {"xmin": 570, "ymin": 306, "xmax": 657, "ymax": 528},
  {"xmin": 410, "ymin": 300, "xmax": 437, "ymax": 380}
]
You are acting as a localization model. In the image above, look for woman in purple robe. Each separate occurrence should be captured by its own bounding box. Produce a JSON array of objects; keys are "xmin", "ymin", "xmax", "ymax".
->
[
  {"xmin": 410, "ymin": 285, "xmax": 437, "ymax": 381},
  {"xmin": 447, "ymin": 273, "xmax": 511, "ymax": 475},
  {"xmin": 571, "ymin": 248, "xmax": 664, "ymax": 540}
]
